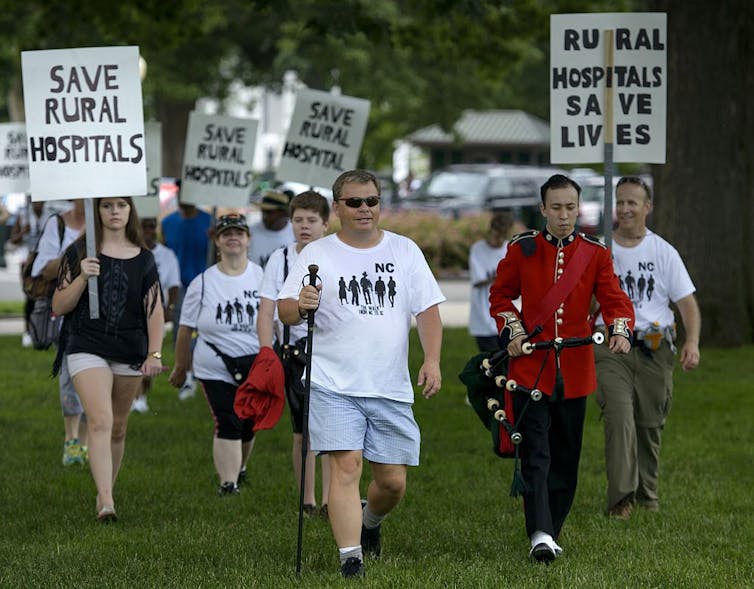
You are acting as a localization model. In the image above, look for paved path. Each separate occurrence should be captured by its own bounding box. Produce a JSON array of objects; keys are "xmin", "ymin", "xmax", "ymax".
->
[{"xmin": 0, "ymin": 253, "xmax": 471, "ymax": 334}]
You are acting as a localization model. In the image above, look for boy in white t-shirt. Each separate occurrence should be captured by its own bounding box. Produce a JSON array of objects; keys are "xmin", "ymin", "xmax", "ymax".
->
[
  {"xmin": 468, "ymin": 212, "xmax": 514, "ymax": 351},
  {"xmin": 278, "ymin": 170, "xmax": 445, "ymax": 578},
  {"xmin": 258, "ymin": 191, "xmax": 332, "ymax": 518}
]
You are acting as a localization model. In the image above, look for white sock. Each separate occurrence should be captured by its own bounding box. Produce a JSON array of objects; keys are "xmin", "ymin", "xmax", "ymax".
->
[
  {"xmin": 338, "ymin": 545, "xmax": 362, "ymax": 565},
  {"xmin": 530, "ymin": 530, "xmax": 555, "ymax": 550},
  {"xmin": 362, "ymin": 504, "xmax": 386, "ymax": 530}
]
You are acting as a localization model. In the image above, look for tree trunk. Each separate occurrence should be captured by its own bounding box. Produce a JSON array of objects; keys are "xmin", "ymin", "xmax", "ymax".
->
[
  {"xmin": 154, "ymin": 99, "xmax": 195, "ymax": 179},
  {"xmin": 651, "ymin": 0, "xmax": 754, "ymax": 346}
]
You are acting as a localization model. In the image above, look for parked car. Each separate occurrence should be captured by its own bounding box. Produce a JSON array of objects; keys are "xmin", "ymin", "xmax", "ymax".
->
[{"xmin": 399, "ymin": 164, "xmax": 567, "ymax": 227}]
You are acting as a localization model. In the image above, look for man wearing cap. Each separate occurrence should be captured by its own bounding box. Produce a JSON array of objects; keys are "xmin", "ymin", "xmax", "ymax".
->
[{"xmin": 248, "ymin": 190, "xmax": 295, "ymax": 268}]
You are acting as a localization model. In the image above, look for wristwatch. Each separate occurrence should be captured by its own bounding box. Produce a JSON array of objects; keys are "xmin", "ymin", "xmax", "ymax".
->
[{"xmin": 150, "ymin": 351, "xmax": 162, "ymax": 360}]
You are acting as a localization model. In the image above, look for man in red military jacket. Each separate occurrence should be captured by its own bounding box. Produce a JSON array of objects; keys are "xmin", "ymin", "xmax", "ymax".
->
[{"xmin": 490, "ymin": 174, "xmax": 634, "ymax": 563}]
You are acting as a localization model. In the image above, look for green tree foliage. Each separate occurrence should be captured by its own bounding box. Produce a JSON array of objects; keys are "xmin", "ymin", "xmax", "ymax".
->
[{"xmin": 0, "ymin": 0, "xmax": 635, "ymax": 167}]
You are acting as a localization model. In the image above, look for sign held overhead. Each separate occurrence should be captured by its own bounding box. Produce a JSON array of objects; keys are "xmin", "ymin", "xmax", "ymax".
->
[
  {"xmin": 21, "ymin": 46, "xmax": 147, "ymax": 200},
  {"xmin": 277, "ymin": 88, "xmax": 370, "ymax": 190},
  {"xmin": 550, "ymin": 13, "xmax": 667, "ymax": 164},
  {"xmin": 180, "ymin": 112, "xmax": 258, "ymax": 208}
]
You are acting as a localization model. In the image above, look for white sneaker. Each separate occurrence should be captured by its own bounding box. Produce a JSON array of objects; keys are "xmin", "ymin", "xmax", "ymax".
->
[
  {"xmin": 21, "ymin": 332, "xmax": 32, "ymax": 348},
  {"xmin": 178, "ymin": 378, "xmax": 197, "ymax": 400},
  {"xmin": 131, "ymin": 395, "xmax": 149, "ymax": 413}
]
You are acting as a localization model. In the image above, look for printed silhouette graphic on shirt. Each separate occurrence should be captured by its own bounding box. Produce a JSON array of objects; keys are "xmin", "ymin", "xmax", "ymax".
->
[
  {"xmin": 336, "ymin": 266, "xmax": 399, "ymax": 316},
  {"xmin": 216, "ymin": 303, "xmax": 222, "ymax": 323},
  {"xmin": 624, "ymin": 270, "xmax": 636, "ymax": 299},
  {"xmin": 375, "ymin": 276, "xmax": 386, "ymax": 306},
  {"xmin": 348, "ymin": 275, "xmax": 360, "ymax": 305},
  {"xmin": 637, "ymin": 274, "xmax": 646, "ymax": 302},
  {"xmin": 360, "ymin": 272, "xmax": 373, "ymax": 304},
  {"xmin": 618, "ymin": 261, "xmax": 656, "ymax": 309},
  {"xmin": 338, "ymin": 277, "xmax": 348, "ymax": 304}
]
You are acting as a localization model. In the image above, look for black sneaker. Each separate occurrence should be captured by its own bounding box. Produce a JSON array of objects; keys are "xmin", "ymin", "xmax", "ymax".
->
[
  {"xmin": 360, "ymin": 500, "xmax": 382, "ymax": 558},
  {"xmin": 340, "ymin": 556, "xmax": 365, "ymax": 578},
  {"xmin": 530, "ymin": 542, "xmax": 556, "ymax": 564},
  {"xmin": 217, "ymin": 482, "xmax": 240, "ymax": 496},
  {"xmin": 361, "ymin": 524, "xmax": 381, "ymax": 558},
  {"xmin": 237, "ymin": 468, "xmax": 247, "ymax": 486},
  {"xmin": 303, "ymin": 504, "xmax": 317, "ymax": 517}
]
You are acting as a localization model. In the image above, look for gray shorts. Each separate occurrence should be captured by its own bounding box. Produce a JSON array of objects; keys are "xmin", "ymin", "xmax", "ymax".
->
[
  {"xmin": 308, "ymin": 383, "xmax": 420, "ymax": 466},
  {"xmin": 67, "ymin": 352, "xmax": 143, "ymax": 379}
]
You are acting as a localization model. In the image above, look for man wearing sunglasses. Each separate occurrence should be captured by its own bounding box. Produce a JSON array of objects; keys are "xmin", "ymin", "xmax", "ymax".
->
[{"xmin": 278, "ymin": 169, "xmax": 445, "ymax": 578}]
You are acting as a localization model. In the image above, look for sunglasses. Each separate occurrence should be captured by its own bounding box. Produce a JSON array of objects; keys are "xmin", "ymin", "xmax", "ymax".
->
[{"xmin": 337, "ymin": 196, "xmax": 380, "ymax": 208}]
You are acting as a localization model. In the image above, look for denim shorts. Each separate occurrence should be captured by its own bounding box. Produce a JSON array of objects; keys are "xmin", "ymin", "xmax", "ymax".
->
[
  {"xmin": 308, "ymin": 383, "xmax": 420, "ymax": 466},
  {"xmin": 67, "ymin": 352, "xmax": 143, "ymax": 379}
]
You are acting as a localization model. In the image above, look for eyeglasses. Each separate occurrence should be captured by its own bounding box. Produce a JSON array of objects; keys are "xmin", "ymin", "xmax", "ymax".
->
[{"xmin": 336, "ymin": 196, "xmax": 381, "ymax": 208}]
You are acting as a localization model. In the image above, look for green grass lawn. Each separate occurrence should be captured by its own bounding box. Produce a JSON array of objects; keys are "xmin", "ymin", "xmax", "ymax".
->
[{"xmin": 0, "ymin": 329, "xmax": 752, "ymax": 588}]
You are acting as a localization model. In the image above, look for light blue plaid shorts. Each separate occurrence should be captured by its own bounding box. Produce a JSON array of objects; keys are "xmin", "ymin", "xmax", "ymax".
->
[{"xmin": 308, "ymin": 383, "xmax": 420, "ymax": 466}]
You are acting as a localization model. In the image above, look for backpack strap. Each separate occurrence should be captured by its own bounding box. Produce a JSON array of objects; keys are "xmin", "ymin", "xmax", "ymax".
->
[
  {"xmin": 55, "ymin": 214, "xmax": 65, "ymax": 251},
  {"xmin": 282, "ymin": 246, "xmax": 290, "ymax": 347}
]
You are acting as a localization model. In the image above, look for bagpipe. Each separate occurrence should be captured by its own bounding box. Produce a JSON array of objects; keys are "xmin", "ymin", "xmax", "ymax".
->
[{"xmin": 459, "ymin": 331, "xmax": 605, "ymax": 497}]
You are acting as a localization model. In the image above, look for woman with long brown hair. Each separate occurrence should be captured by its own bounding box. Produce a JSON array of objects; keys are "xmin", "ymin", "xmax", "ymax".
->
[{"xmin": 52, "ymin": 197, "xmax": 164, "ymax": 522}]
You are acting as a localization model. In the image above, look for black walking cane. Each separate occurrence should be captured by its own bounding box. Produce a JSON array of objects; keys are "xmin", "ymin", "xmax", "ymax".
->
[{"xmin": 296, "ymin": 264, "xmax": 319, "ymax": 576}]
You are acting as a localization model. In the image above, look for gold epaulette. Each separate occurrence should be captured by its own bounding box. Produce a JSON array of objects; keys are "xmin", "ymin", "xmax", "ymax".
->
[
  {"xmin": 579, "ymin": 232, "xmax": 607, "ymax": 249},
  {"xmin": 510, "ymin": 230, "xmax": 539, "ymax": 246}
]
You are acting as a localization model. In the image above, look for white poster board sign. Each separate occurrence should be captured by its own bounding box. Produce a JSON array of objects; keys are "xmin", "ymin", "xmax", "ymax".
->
[
  {"xmin": 277, "ymin": 88, "xmax": 370, "ymax": 190},
  {"xmin": 21, "ymin": 45, "xmax": 147, "ymax": 200},
  {"xmin": 132, "ymin": 121, "xmax": 162, "ymax": 218},
  {"xmin": 0, "ymin": 123, "xmax": 30, "ymax": 193},
  {"xmin": 550, "ymin": 13, "xmax": 666, "ymax": 164},
  {"xmin": 180, "ymin": 112, "xmax": 258, "ymax": 208}
]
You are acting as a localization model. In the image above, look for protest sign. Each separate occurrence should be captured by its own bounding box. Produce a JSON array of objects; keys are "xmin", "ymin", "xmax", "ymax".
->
[
  {"xmin": 132, "ymin": 121, "xmax": 162, "ymax": 218},
  {"xmin": 0, "ymin": 123, "xmax": 30, "ymax": 193},
  {"xmin": 21, "ymin": 45, "xmax": 147, "ymax": 200},
  {"xmin": 550, "ymin": 13, "xmax": 667, "ymax": 164},
  {"xmin": 180, "ymin": 112, "xmax": 258, "ymax": 208},
  {"xmin": 277, "ymin": 88, "xmax": 370, "ymax": 190}
]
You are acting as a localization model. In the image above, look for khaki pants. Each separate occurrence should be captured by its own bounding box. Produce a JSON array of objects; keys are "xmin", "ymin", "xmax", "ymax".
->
[{"xmin": 595, "ymin": 343, "xmax": 674, "ymax": 511}]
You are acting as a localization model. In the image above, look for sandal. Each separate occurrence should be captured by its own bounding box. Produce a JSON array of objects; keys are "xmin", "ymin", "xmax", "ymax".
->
[{"xmin": 97, "ymin": 505, "xmax": 118, "ymax": 523}]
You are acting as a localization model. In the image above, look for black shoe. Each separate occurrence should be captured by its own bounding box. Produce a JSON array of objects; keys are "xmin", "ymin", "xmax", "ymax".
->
[
  {"xmin": 360, "ymin": 499, "xmax": 382, "ymax": 558},
  {"xmin": 361, "ymin": 523, "xmax": 381, "ymax": 558},
  {"xmin": 319, "ymin": 504, "xmax": 329, "ymax": 520},
  {"xmin": 237, "ymin": 468, "xmax": 247, "ymax": 486},
  {"xmin": 531, "ymin": 542, "xmax": 556, "ymax": 564},
  {"xmin": 340, "ymin": 556, "xmax": 365, "ymax": 578},
  {"xmin": 217, "ymin": 482, "xmax": 240, "ymax": 496},
  {"xmin": 303, "ymin": 504, "xmax": 317, "ymax": 517}
]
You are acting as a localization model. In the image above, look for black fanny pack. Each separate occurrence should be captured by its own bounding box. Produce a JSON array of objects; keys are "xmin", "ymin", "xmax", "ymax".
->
[{"xmin": 206, "ymin": 341, "xmax": 256, "ymax": 384}]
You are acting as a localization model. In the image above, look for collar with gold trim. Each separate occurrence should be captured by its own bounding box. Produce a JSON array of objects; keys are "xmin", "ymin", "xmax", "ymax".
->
[{"xmin": 542, "ymin": 227, "xmax": 578, "ymax": 248}]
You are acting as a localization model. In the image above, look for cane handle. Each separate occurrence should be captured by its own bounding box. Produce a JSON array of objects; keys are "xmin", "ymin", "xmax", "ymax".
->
[{"xmin": 307, "ymin": 264, "xmax": 318, "ymax": 287}]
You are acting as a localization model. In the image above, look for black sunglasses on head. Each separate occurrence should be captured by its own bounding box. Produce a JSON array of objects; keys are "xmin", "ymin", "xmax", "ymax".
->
[{"xmin": 337, "ymin": 196, "xmax": 380, "ymax": 208}]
